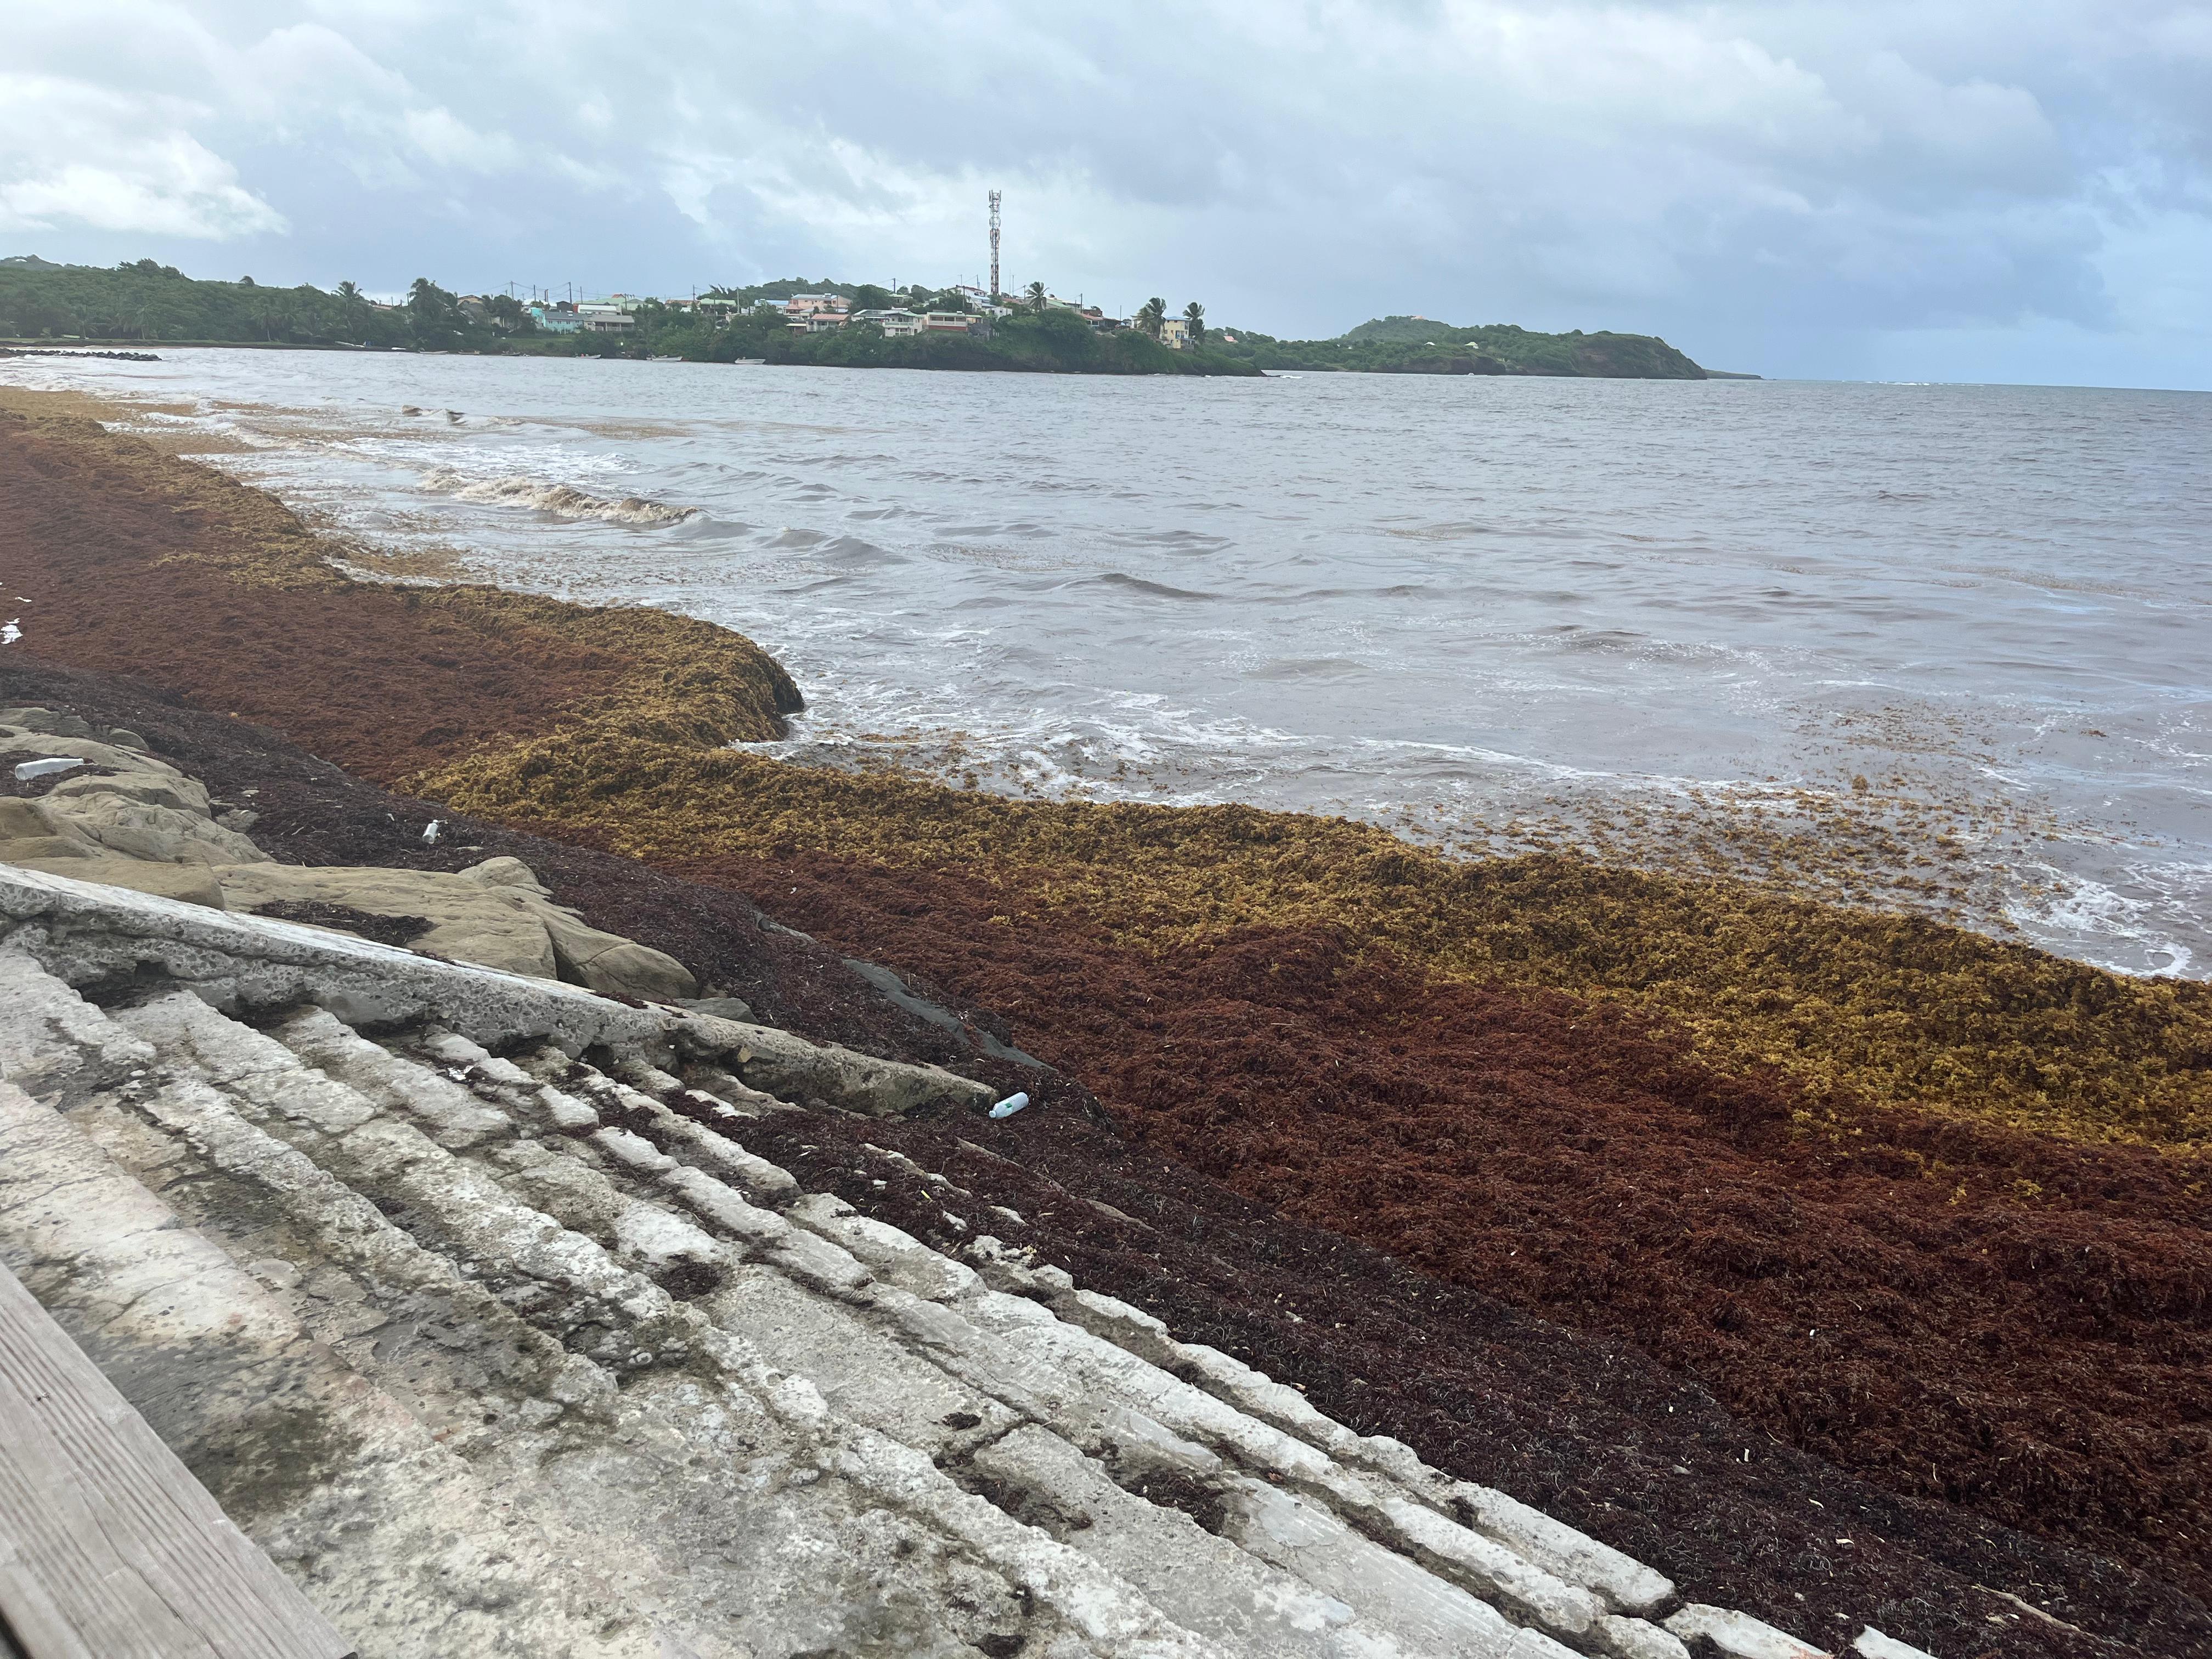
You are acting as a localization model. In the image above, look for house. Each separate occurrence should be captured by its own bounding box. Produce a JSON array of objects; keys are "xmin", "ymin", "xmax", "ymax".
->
[
  {"xmin": 1158, "ymin": 318, "xmax": 1190, "ymax": 349},
  {"xmin": 782, "ymin": 294, "xmax": 844, "ymax": 317},
  {"xmin": 851, "ymin": 308, "xmax": 923, "ymax": 337},
  {"xmin": 922, "ymin": 313, "xmax": 976, "ymax": 334},
  {"xmin": 527, "ymin": 304, "xmax": 580, "ymax": 334},
  {"xmin": 574, "ymin": 302, "xmax": 633, "ymax": 333},
  {"xmin": 804, "ymin": 311, "xmax": 850, "ymax": 333}
]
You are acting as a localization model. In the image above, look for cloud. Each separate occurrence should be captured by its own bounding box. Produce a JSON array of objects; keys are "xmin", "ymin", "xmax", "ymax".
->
[
  {"xmin": 2, "ymin": 0, "xmax": 2207, "ymax": 380},
  {"xmin": 0, "ymin": 72, "xmax": 285, "ymax": 238}
]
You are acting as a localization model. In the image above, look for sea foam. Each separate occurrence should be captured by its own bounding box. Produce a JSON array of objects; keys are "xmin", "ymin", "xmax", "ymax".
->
[{"xmin": 420, "ymin": 468, "xmax": 696, "ymax": 525}]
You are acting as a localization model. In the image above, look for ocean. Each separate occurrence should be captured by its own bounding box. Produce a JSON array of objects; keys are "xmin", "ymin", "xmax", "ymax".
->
[{"xmin": 5, "ymin": 347, "xmax": 2207, "ymax": 977}]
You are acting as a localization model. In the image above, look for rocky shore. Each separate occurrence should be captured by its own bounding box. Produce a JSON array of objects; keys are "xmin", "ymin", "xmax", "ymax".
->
[{"xmin": 4, "ymin": 385, "xmax": 2210, "ymax": 1657}]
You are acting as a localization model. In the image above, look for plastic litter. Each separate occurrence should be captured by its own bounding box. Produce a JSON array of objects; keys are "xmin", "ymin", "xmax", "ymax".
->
[
  {"xmin": 12, "ymin": 757, "xmax": 83, "ymax": 782},
  {"xmin": 421, "ymin": 819, "xmax": 443, "ymax": 844},
  {"xmin": 988, "ymin": 1091, "xmax": 1031, "ymax": 1120},
  {"xmin": 1, "ymin": 619, "xmax": 21, "ymax": 645}
]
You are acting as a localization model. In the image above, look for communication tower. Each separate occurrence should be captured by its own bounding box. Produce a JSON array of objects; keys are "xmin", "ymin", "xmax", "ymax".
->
[{"xmin": 988, "ymin": 190, "xmax": 1001, "ymax": 301}]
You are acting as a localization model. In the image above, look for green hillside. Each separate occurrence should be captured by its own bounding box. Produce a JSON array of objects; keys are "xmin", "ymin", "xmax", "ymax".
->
[
  {"xmin": 0, "ymin": 257, "xmax": 493, "ymax": 348},
  {"xmin": 1215, "ymin": 315, "xmax": 1707, "ymax": 378},
  {"xmin": 0, "ymin": 257, "xmax": 1254, "ymax": 376}
]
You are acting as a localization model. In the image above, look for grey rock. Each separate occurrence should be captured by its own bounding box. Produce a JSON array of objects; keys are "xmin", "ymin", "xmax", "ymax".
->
[
  {"xmin": 1449, "ymin": 1482, "xmax": 1675, "ymax": 1613},
  {"xmin": 9, "ymin": 857, "xmax": 227, "ymax": 910},
  {"xmin": 685, "ymin": 1013, "xmax": 995, "ymax": 1118},
  {"xmin": 1852, "ymin": 1631, "xmax": 1937, "ymax": 1659},
  {"xmin": 0, "ymin": 707, "xmax": 97, "ymax": 738},
  {"xmin": 458, "ymin": 854, "xmax": 551, "ymax": 895},
  {"xmin": 1, "ymin": 835, "xmax": 99, "ymax": 862},
  {"xmin": 681, "ymin": 996, "xmax": 755, "ymax": 1022},
  {"xmin": 47, "ymin": 769, "xmax": 212, "ymax": 815},
  {"xmin": 212, "ymin": 864, "xmax": 560, "ymax": 978},
  {"xmin": 1598, "ymin": 1613, "xmax": 1694, "ymax": 1659},
  {"xmin": 535, "ymin": 902, "xmax": 696, "ymax": 1000},
  {"xmin": 1665, "ymin": 1604, "xmax": 1830, "ymax": 1659}
]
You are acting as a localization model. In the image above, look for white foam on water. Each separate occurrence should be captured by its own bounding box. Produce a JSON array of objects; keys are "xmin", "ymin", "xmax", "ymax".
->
[{"xmin": 417, "ymin": 467, "xmax": 697, "ymax": 524}]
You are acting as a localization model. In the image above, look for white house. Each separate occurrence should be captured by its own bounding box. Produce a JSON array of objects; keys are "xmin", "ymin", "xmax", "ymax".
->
[
  {"xmin": 575, "ymin": 302, "xmax": 633, "ymax": 333},
  {"xmin": 852, "ymin": 308, "xmax": 924, "ymax": 337}
]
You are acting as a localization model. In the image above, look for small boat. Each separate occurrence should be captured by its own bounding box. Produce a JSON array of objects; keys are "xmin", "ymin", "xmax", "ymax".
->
[
  {"xmin": 649, "ymin": 354, "xmax": 684, "ymax": 362},
  {"xmin": 730, "ymin": 358, "xmax": 765, "ymax": 366}
]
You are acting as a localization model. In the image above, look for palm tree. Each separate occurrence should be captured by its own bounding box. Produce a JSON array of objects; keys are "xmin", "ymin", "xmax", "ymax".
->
[
  {"xmin": 1024, "ymin": 280, "xmax": 1048, "ymax": 313},
  {"xmin": 407, "ymin": 276, "xmax": 457, "ymax": 319},
  {"xmin": 1137, "ymin": 297, "xmax": 1167, "ymax": 339},
  {"xmin": 1182, "ymin": 301, "xmax": 1205, "ymax": 345}
]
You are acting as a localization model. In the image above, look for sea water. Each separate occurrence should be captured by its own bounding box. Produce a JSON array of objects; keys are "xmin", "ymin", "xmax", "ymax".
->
[{"xmin": 5, "ymin": 349, "xmax": 2206, "ymax": 977}]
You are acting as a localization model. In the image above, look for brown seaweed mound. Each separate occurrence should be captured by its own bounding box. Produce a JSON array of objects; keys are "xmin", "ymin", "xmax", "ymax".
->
[
  {"xmin": 0, "ymin": 398, "xmax": 801, "ymax": 775},
  {"xmin": 419, "ymin": 726, "xmax": 2212, "ymax": 1150}
]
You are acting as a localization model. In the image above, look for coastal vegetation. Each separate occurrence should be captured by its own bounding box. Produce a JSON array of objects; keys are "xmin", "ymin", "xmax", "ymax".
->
[
  {"xmin": 0, "ymin": 256, "xmax": 489, "ymax": 349},
  {"xmin": 622, "ymin": 301, "xmax": 1254, "ymax": 375},
  {"xmin": 2, "ymin": 257, "xmax": 1703, "ymax": 380},
  {"xmin": 1213, "ymin": 315, "xmax": 1708, "ymax": 377},
  {"xmin": 0, "ymin": 256, "xmax": 1255, "ymax": 376}
]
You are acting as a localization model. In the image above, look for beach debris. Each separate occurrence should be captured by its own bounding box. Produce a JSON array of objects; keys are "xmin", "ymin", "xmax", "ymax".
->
[
  {"xmin": 421, "ymin": 819, "xmax": 443, "ymax": 844},
  {"xmin": 988, "ymin": 1091, "xmax": 1032, "ymax": 1120},
  {"xmin": 12, "ymin": 757, "xmax": 83, "ymax": 782},
  {"xmin": 1, "ymin": 619, "xmax": 20, "ymax": 645}
]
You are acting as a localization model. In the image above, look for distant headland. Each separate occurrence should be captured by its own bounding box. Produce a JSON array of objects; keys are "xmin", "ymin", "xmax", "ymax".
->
[{"xmin": 1, "ymin": 256, "xmax": 1730, "ymax": 380}]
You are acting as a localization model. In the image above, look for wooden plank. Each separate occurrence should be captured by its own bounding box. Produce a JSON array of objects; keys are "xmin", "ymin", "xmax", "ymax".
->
[{"xmin": 0, "ymin": 1263, "xmax": 353, "ymax": 1659}]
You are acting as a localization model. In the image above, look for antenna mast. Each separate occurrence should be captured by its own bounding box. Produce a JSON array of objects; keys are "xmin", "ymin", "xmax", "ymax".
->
[{"xmin": 988, "ymin": 190, "xmax": 1001, "ymax": 301}]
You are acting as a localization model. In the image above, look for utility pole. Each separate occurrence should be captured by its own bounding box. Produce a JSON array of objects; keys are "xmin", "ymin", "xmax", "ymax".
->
[{"xmin": 988, "ymin": 190, "xmax": 1001, "ymax": 302}]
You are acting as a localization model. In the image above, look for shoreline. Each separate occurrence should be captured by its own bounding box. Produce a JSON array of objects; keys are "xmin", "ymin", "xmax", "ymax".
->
[{"xmin": 4, "ymin": 381, "xmax": 2211, "ymax": 1649}]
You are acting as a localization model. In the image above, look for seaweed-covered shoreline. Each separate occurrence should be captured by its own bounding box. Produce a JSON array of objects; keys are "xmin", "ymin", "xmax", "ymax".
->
[{"xmin": 4, "ymin": 385, "xmax": 2210, "ymax": 1652}]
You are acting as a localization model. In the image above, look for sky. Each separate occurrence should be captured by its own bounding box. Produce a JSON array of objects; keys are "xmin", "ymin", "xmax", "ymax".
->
[{"xmin": 4, "ymin": 1, "xmax": 2210, "ymax": 387}]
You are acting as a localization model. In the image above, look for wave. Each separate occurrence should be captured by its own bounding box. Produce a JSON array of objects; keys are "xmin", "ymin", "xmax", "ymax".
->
[
  {"xmin": 1093, "ymin": 572, "xmax": 1220, "ymax": 601},
  {"xmin": 418, "ymin": 469, "xmax": 697, "ymax": 525}
]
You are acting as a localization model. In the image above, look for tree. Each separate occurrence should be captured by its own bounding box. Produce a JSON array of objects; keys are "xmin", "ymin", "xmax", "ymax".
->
[
  {"xmin": 850, "ymin": 284, "xmax": 893, "ymax": 312},
  {"xmin": 1137, "ymin": 297, "xmax": 1166, "ymax": 339},
  {"xmin": 1183, "ymin": 301, "xmax": 1205, "ymax": 345},
  {"xmin": 407, "ymin": 277, "xmax": 458, "ymax": 322},
  {"xmin": 1024, "ymin": 280, "xmax": 1047, "ymax": 313},
  {"xmin": 335, "ymin": 280, "xmax": 362, "ymax": 303}
]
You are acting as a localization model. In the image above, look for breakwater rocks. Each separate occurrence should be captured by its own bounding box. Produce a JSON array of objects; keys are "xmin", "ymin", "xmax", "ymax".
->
[{"xmin": 4, "ymin": 388, "xmax": 2211, "ymax": 1650}]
